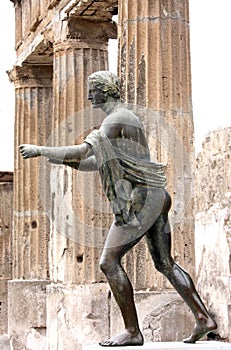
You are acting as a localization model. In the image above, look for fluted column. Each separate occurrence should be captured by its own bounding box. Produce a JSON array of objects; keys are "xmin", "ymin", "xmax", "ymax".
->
[
  {"xmin": 9, "ymin": 65, "xmax": 53, "ymax": 280},
  {"xmin": 7, "ymin": 64, "xmax": 53, "ymax": 349},
  {"xmin": 49, "ymin": 25, "xmax": 115, "ymax": 284},
  {"xmin": 118, "ymin": 0, "xmax": 195, "ymax": 289}
]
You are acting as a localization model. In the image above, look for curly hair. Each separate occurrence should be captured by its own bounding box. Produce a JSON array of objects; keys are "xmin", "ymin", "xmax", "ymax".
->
[{"xmin": 88, "ymin": 71, "xmax": 120, "ymax": 99}]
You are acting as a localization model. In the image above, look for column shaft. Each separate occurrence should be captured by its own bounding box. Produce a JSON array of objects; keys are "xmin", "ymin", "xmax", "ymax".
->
[
  {"xmin": 50, "ymin": 39, "xmax": 111, "ymax": 284},
  {"xmin": 118, "ymin": 0, "xmax": 195, "ymax": 290},
  {"xmin": 9, "ymin": 65, "xmax": 53, "ymax": 280}
]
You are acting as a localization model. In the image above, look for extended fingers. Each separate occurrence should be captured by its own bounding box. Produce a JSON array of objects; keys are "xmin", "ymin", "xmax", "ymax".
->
[
  {"xmin": 19, "ymin": 145, "xmax": 28, "ymax": 158},
  {"xmin": 18, "ymin": 144, "xmax": 34, "ymax": 158}
]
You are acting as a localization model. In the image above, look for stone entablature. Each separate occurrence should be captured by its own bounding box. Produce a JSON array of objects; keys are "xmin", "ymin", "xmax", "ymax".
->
[{"xmin": 11, "ymin": 0, "xmax": 117, "ymax": 65}]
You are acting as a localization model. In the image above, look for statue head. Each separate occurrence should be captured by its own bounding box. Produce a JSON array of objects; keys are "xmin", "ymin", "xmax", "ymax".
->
[{"xmin": 88, "ymin": 71, "xmax": 120, "ymax": 107}]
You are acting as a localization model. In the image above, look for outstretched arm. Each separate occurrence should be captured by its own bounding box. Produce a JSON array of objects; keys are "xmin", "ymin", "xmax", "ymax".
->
[
  {"xmin": 48, "ymin": 155, "xmax": 98, "ymax": 171},
  {"xmin": 19, "ymin": 143, "xmax": 90, "ymax": 162}
]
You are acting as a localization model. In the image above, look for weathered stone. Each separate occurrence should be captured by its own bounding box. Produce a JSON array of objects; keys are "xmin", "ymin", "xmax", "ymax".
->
[
  {"xmin": 0, "ymin": 335, "xmax": 10, "ymax": 350},
  {"xmin": 110, "ymin": 291, "xmax": 194, "ymax": 343},
  {"xmin": 195, "ymin": 128, "xmax": 231, "ymax": 341},
  {"xmin": 0, "ymin": 181, "xmax": 13, "ymax": 336},
  {"xmin": 68, "ymin": 18, "xmax": 117, "ymax": 41},
  {"xmin": 46, "ymin": 283, "xmax": 109, "ymax": 348},
  {"xmin": 0, "ymin": 281, "xmax": 9, "ymax": 336},
  {"xmin": 8, "ymin": 280, "xmax": 49, "ymax": 350}
]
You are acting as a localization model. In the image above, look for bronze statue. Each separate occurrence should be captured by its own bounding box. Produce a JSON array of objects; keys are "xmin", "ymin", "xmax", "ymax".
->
[{"xmin": 19, "ymin": 71, "xmax": 217, "ymax": 347}]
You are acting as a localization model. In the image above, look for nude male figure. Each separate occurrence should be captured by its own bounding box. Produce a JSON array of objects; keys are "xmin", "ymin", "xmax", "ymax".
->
[{"xmin": 19, "ymin": 71, "xmax": 217, "ymax": 346}]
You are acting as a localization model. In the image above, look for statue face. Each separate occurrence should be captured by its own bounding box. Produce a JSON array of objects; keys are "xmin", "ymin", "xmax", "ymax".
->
[{"xmin": 88, "ymin": 82, "xmax": 107, "ymax": 108}]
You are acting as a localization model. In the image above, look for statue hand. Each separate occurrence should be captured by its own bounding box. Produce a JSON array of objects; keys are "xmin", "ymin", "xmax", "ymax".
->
[{"xmin": 19, "ymin": 144, "xmax": 41, "ymax": 159}]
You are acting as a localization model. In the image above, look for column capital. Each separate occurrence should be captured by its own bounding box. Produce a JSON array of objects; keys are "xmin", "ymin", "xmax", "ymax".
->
[
  {"xmin": 53, "ymin": 38, "xmax": 109, "ymax": 53},
  {"xmin": 68, "ymin": 17, "xmax": 117, "ymax": 42},
  {"xmin": 44, "ymin": 17, "xmax": 117, "ymax": 52},
  {"xmin": 7, "ymin": 65, "xmax": 53, "ymax": 88}
]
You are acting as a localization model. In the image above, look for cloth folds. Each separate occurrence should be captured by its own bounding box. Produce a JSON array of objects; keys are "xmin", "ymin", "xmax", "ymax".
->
[{"xmin": 84, "ymin": 129, "xmax": 166, "ymax": 225}]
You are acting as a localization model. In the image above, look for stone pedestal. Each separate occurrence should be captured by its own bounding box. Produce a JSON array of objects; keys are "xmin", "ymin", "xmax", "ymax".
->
[
  {"xmin": 46, "ymin": 283, "xmax": 109, "ymax": 349},
  {"xmin": 8, "ymin": 280, "xmax": 49, "ymax": 350},
  {"xmin": 110, "ymin": 291, "xmax": 194, "ymax": 343}
]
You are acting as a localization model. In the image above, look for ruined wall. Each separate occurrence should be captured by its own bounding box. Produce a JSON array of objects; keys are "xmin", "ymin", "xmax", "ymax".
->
[{"xmin": 195, "ymin": 127, "xmax": 231, "ymax": 341}]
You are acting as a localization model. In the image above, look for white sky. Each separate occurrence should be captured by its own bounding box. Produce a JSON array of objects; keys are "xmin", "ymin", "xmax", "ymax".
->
[
  {"xmin": 0, "ymin": 2, "xmax": 15, "ymax": 171},
  {"xmin": 0, "ymin": 1, "xmax": 230, "ymax": 171}
]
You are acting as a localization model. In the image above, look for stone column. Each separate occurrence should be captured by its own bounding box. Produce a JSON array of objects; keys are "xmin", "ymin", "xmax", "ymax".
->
[
  {"xmin": 49, "ymin": 38, "xmax": 110, "ymax": 284},
  {"xmin": 112, "ymin": 0, "xmax": 195, "ymax": 341},
  {"xmin": 46, "ymin": 19, "xmax": 116, "ymax": 348},
  {"xmin": 8, "ymin": 64, "xmax": 53, "ymax": 349}
]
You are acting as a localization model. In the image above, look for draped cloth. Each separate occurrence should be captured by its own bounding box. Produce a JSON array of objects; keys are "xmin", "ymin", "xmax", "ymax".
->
[{"xmin": 84, "ymin": 129, "xmax": 166, "ymax": 227}]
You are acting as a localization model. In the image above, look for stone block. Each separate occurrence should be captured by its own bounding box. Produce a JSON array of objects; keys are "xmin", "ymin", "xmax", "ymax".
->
[
  {"xmin": 110, "ymin": 291, "xmax": 194, "ymax": 342},
  {"xmin": 46, "ymin": 283, "xmax": 109, "ymax": 349},
  {"xmin": 8, "ymin": 280, "xmax": 49, "ymax": 350}
]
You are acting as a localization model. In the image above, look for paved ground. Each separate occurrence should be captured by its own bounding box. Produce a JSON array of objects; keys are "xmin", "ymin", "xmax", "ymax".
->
[{"xmin": 83, "ymin": 341, "xmax": 231, "ymax": 350}]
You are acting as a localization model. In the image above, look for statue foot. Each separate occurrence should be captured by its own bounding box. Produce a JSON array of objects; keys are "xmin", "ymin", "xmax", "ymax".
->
[
  {"xmin": 99, "ymin": 329, "xmax": 144, "ymax": 347},
  {"xmin": 183, "ymin": 317, "xmax": 217, "ymax": 344}
]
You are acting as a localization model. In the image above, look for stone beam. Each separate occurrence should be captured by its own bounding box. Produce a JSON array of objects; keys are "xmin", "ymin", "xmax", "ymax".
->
[{"xmin": 63, "ymin": 0, "xmax": 118, "ymax": 19}]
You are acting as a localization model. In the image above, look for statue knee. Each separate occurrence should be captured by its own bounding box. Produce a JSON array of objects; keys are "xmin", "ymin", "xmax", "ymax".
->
[
  {"xmin": 99, "ymin": 256, "xmax": 116, "ymax": 276},
  {"xmin": 154, "ymin": 257, "xmax": 173, "ymax": 276}
]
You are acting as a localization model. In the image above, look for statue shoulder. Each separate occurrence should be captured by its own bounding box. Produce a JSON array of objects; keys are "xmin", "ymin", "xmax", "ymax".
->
[
  {"xmin": 104, "ymin": 107, "xmax": 140, "ymax": 126},
  {"xmin": 100, "ymin": 107, "xmax": 143, "ymax": 138}
]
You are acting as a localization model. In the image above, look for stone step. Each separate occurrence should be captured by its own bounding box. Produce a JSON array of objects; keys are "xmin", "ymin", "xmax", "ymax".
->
[{"xmin": 83, "ymin": 341, "xmax": 231, "ymax": 350}]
